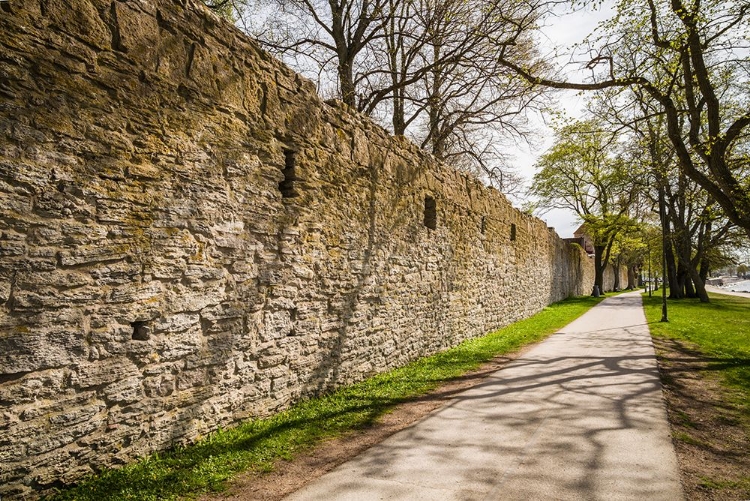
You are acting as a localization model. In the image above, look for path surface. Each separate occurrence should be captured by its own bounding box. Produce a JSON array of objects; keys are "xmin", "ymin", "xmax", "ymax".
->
[{"xmin": 283, "ymin": 292, "xmax": 684, "ymax": 501}]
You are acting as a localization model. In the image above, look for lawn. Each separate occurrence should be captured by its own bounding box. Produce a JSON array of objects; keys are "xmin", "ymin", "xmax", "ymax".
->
[
  {"xmin": 643, "ymin": 291, "xmax": 750, "ymax": 499},
  {"xmin": 48, "ymin": 294, "xmax": 603, "ymax": 501},
  {"xmin": 642, "ymin": 292, "xmax": 750, "ymax": 416}
]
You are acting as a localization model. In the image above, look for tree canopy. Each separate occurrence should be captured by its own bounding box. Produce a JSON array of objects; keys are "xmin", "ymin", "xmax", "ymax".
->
[
  {"xmin": 532, "ymin": 118, "xmax": 643, "ymax": 293},
  {"xmin": 501, "ymin": 0, "xmax": 750, "ymax": 237}
]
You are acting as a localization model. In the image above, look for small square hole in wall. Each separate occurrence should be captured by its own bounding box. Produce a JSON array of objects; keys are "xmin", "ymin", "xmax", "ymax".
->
[
  {"xmin": 279, "ymin": 149, "xmax": 299, "ymax": 198},
  {"xmin": 131, "ymin": 321, "xmax": 150, "ymax": 341},
  {"xmin": 510, "ymin": 223, "xmax": 517, "ymax": 241},
  {"xmin": 424, "ymin": 195, "xmax": 437, "ymax": 230}
]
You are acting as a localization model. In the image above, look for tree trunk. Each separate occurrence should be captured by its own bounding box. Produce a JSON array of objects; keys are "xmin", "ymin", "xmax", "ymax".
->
[
  {"xmin": 699, "ymin": 256, "xmax": 710, "ymax": 284},
  {"xmin": 338, "ymin": 60, "xmax": 356, "ymax": 108},
  {"xmin": 392, "ymin": 89, "xmax": 406, "ymax": 135},
  {"xmin": 684, "ymin": 275, "xmax": 696, "ymax": 298},
  {"xmin": 674, "ymin": 264, "xmax": 687, "ymax": 298},
  {"xmin": 593, "ymin": 244, "xmax": 605, "ymax": 295},
  {"xmin": 689, "ymin": 266, "xmax": 710, "ymax": 303},
  {"xmin": 658, "ymin": 182, "xmax": 680, "ymax": 298},
  {"xmin": 627, "ymin": 265, "xmax": 637, "ymax": 289},
  {"xmin": 665, "ymin": 241, "xmax": 679, "ymax": 298}
]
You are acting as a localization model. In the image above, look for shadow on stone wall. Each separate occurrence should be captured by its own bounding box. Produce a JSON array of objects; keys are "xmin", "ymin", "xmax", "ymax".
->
[{"xmin": 0, "ymin": 0, "xmax": 595, "ymax": 497}]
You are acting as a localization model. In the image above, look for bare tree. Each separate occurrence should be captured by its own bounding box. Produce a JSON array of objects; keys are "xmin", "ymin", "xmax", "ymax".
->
[
  {"xmin": 237, "ymin": 0, "xmax": 397, "ymax": 107},
  {"xmin": 236, "ymin": 0, "xmax": 554, "ymax": 191},
  {"xmin": 372, "ymin": 0, "xmax": 552, "ymax": 189}
]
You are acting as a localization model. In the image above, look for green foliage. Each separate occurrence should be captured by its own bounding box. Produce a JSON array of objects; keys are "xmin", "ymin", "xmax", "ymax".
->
[
  {"xmin": 531, "ymin": 119, "xmax": 642, "ymax": 240},
  {"xmin": 642, "ymin": 292, "xmax": 750, "ymax": 418},
  {"xmin": 47, "ymin": 295, "xmax": 603, "ymax": 501}
]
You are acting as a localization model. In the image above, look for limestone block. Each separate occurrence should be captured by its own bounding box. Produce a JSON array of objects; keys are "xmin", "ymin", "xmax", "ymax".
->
[
  {"xmin": 157, "ymin": 331, "xmax": 203, "ymax": 364},
  {"xmin": 103, "ymin": 377, "xmax": 143, "ymax": 405},
  {"xmin": 43, "ymin": 0, "xmax": 111, "ymax": 51},
  {"xmin": 109, "ymin": 281, "xmax": 164, "ymax": 304},
  {"xmin": 176, "ymin": 369, "xmax": 208, "ymax": 391},
  {"xmin": 25, "ymin": 410, "xmax": 104, "ymax": 455},
  {"xmin": 0, "ymin": 324, "xmax": 86, "ymax": 373},
  {"xmin": 89, "ymin": 260, "xmax": 143, "ymax": 285},
  {"xmin": 74, "ymin": 357, "xmax": 140, "ymax": 389},
  {"xmin": 111, "ymin": 1, "xmax": 160, "ymax": 64},
  {"xmin": 59, "ymin": 245, "xmax": 129, "ymax": 267},
  {"xmin": 143, "ymin": 373, "xmax": 176, "ymax": 398}
]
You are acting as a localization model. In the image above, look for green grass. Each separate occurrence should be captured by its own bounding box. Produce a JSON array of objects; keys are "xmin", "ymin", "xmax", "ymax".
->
[
  {"xmin": 698, "ymin": 476, "xmax": 750, "ymax": 491},
  {"xmin": 49, "ymin": 295, "xmax": 604, "ymax": 501},
  {"xmin": 642, "ymin": 292, "xmax": 750, "ymax": 418},
  {"xmin": 673, "ymin": 431, "xmax": 709, "ymax": 447}
]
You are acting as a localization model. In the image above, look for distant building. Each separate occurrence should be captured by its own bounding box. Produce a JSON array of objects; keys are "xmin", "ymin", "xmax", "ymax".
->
[{"xmin": 571, "ymin": 224, "xmax": 594, "ymax": 255}]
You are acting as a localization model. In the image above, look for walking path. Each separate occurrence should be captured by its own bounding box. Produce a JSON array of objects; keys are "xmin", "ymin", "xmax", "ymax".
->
[{"xmin": 283, "ymin": 291, "xmax": 684, "ymax": 500}]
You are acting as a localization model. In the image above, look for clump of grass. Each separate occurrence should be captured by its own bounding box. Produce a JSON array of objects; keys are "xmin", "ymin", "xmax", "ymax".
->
[
  {"xmin": 673, "ymin": 431, "xmax": 708, "ymax": 447},
  {"xmin": 49, "ymin": 295, "xmax": 603, "ymax": 501},
  {"xmin": 698, "ymin": 476, "xmax": 750, "ymax": 491}
]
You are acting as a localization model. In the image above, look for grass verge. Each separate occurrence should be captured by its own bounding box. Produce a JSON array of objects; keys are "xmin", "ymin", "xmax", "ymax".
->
[
  {"xmin": 643, "ymin": 292, "xmax": 750, "ymax": 499},
  {"xmin": 642, "ymin": 292, "xmax": 750, "ymax": 416},
  {"xmin": 49, "ymin": 295, "xmax": 604, "ymax": 501}
]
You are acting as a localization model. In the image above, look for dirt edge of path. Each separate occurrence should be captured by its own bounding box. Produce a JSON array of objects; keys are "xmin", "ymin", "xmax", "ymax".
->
[{"xmin": 652, "ymin": 336, "xmax": 750, "ymax": 501}]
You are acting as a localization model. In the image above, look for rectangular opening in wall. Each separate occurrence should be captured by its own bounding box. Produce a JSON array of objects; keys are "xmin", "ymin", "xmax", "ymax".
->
[
  {"xmin": 510, "ymin": 223, "xmax": 517, "ymax": 241},
  {"xmin": 480, "ymin": 216, "xmax": 486, "ymax": 234},
  {"xmin": 424, "ymin": 195, "xmax": 437, "ymax": 230},
  {"xmin": 279, "ymin": 149, "xmax": 298, "ymax": 198},
  {"xmin": 131, "ymin": 321, "xmax": 150, "ymax": 341}
]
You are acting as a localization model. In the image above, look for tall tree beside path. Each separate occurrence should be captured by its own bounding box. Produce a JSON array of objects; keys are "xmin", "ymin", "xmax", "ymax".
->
[
  {"xmin": 499, "ymin": 0, "xmax": 750, "ymax": 238},
  {"xmin": 597, "ymin": 87, "xmax": 744, "ymax": 302}
]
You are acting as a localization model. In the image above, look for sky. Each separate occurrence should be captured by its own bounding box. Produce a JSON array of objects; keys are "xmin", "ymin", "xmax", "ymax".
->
[{"xmin": 512, "ymin": 1, "xmax": 616, "ymax": 238}]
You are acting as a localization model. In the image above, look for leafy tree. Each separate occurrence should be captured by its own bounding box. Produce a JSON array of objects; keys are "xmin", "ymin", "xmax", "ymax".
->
[
  {"xmin": 531, "ymin": 119, "xmax": 642, "ymax": 295},
  {"xmin": 601, "ymin": 86, "xmax": 744, "ymax": 302},
  {"xmin": 611, "ymin": 225, "xmax": 649, "ymax": 290},
  {"xmin": 202, "ymin": 0, "xmax": 239, "ymax": 20}
]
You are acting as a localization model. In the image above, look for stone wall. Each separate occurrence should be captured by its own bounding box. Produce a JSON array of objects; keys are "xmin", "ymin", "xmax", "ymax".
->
[
  {"xmin": 603, "ymin": 264, "xmax": 629, "ymax": 293},
  {"xmin": 0, "ymin": 0, "xmax": 593, "ymax": 497}
]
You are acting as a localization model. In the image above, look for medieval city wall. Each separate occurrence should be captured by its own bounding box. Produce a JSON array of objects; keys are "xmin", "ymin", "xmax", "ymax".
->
[{"xmin": 0, "ymin": 0, "xmax": 602, "ymax": 496}]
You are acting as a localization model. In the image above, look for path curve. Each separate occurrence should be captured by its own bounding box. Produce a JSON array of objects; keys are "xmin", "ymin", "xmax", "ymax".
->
[{"xmin": 283, "ymin": 291, "xmax": 684, "ymax": 501}]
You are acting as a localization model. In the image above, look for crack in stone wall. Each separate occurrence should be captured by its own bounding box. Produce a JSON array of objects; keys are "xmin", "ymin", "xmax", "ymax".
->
[{"xmin": 0, "ymin": 0, "xmax": 619, "ymax": 497}]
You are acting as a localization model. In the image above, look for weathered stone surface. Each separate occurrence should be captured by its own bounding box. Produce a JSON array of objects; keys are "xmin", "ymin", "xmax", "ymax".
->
[{"xmin": 0, "ymin": 0, "xmax": 628, "ymax": 497}]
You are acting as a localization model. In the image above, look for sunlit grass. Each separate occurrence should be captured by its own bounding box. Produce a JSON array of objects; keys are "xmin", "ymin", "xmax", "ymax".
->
[
  {"xmin": 642, "ymin": 292, "xmax": 750, "ymax": 418},
  {"xmin": 49, "ymin": 295, "xmax": 604, "ymax": 501}
]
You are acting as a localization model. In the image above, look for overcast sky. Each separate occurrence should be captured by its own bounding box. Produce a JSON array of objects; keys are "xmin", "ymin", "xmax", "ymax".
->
[{"xmin": 512, "ymin": 1, "xmax": 616, "ymax": 238}]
